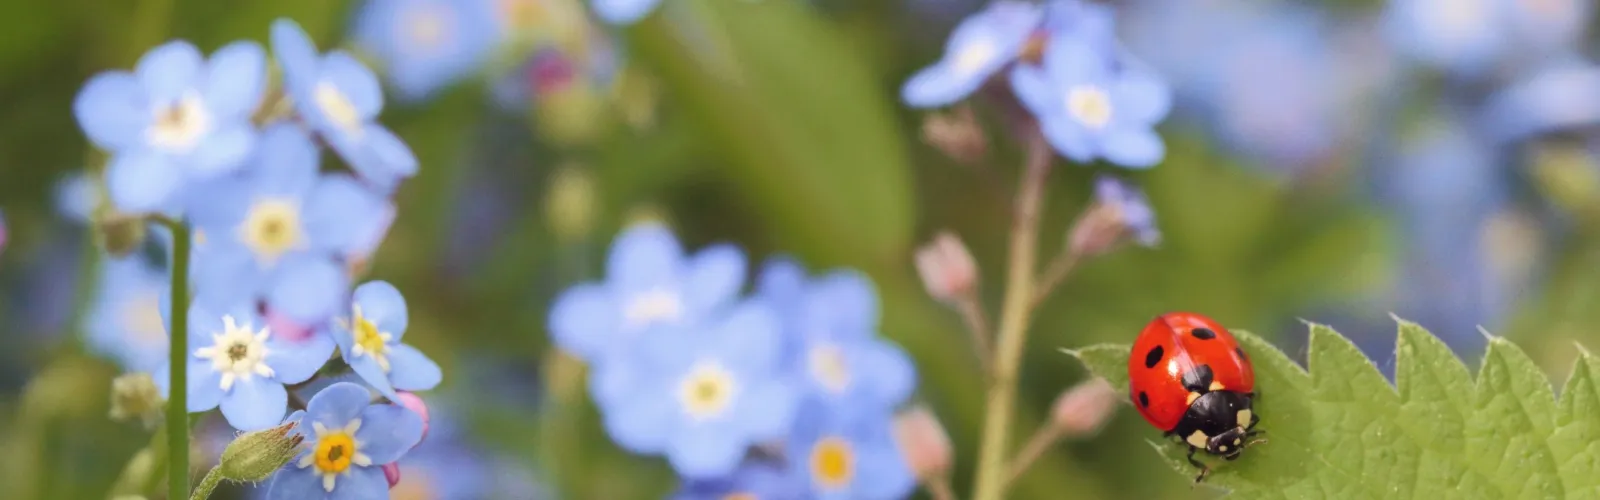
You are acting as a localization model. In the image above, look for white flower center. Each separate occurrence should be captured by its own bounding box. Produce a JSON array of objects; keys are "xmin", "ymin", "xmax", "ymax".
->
[
  {"xmin": 1066, "ymin": 85, "xmax": 1114, "ymax": 129},
  {"xmin": 123, "ymin": 291, "xmax": 167, "ymax": 348},
  {"xmin": 807, "ymin": 344, "xmax": 852, "ymax": 394},
  {"xmin": 1433, "ymin": 0, "xmax": 1488, "ymax": 43},
  {"xmin": 314, "ymin": 82, "xmax": 364, "ymax": 136},
  {"xmin": 677, "ymin": 361, "xmax": 737, "ymax": 420},
  {"xmin": 193, "ymin": 315, "xmax": 275, "ymax": 392},
  {"xmin": 403, "ymin": 6, "xmax": 454, "ymax": 50},
  {"xmin": 147, "ymin": 92, "xmax": 212, "ymax": 152},
  {"xmin": 623, "ymin": 288, "xmax": 683, "ymax": 328},
  {"xmin": 296, "ymin": 419, "xmax": 373, "ymax": 492},
  {"xmin": 341, "ymin": 305, "xmax": 395, "ymax": 372},
  {"xmin": 952, "ymin": 40, "xmax": 997, "ymax": 76},
  {"xmin": 238, "ymin": 199, "xmax": 305, "ymax": 266}
]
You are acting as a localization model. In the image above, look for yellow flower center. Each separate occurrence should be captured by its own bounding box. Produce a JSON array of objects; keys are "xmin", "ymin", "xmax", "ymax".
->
[
  {"xmin": 404, "ymin": 6, "xmax": 454, "ymax": 51},
  {"xmin": 239, "ymin": 199, "xmax": 304, "ymax": 266},
  {"xmin": 147, "ymin": 92, "xmax": 211, "ymax": 152},
  {"xmin": 809, "ymin": 436, "xmax": 856, "ymax": 489},
  {"xmin": 678, "ymin": 362, "xmax": 737, "ymax": 420},
  {"xmin": 807, "ymin": 344, "xmax": 851, "ymax": 394},
  {"xmin": 314, "ymin": 82, "xmax": 364, "ymax": 136},
  {"xmin": 952, "ymin": 40, "xmax": 997, "ymax": 76},
  {"xmin": 623, "ymin": 288, "xmax": 683, "ymax": 328},
  {"xmin": 1066, "ymin": 85, "xmax": 1114, "ymax": 130},
  {"xmin": 498, "ymin": 0, "xmax": 547, "ymax": 30},
  {"xmin": 345, "ymin": 305, "xmax": 394, "ymax": 372},
  {"xmin": 297, "ymin": 420, "xmax": 374, "ymax": 492},
  {"xmin": 315, "ymin": 432, "xmax": 355, "ymax": 473}
]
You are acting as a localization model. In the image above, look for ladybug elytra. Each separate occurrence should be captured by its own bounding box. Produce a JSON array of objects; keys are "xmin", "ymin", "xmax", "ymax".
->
[{"xmin": 1126, "ymin": 312, "xmax": 1263, "ymax": 483}]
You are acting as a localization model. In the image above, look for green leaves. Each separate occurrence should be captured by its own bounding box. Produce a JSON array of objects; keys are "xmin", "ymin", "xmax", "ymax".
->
[{"xmin": 1067, "ymin": 319, "xmax": 1600, "ymax": 498}]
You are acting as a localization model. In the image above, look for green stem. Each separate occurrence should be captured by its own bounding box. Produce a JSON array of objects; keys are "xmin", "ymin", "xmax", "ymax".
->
[
  {"xmin": 154, "ymin": 216, "xmax": 192, "ymax": 500},
  {"xmin": 971, "ymin": 131, "xmax": 1052, "ymax": 500},
  {"xmin": 189, "ymin": 466, "xmax": 223, "ymax": 500}
]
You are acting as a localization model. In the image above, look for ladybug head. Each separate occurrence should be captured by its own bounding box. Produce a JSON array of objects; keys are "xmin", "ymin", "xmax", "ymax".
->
[{"xmin": 1207, "ymin": 426, "xmax": 1250, "ymax": 459}]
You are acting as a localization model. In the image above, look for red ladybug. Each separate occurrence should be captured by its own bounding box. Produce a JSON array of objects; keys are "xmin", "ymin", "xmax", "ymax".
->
[{"xmin": 1127, "ymin": 312, "xmax": 1262, "ymax": 483}]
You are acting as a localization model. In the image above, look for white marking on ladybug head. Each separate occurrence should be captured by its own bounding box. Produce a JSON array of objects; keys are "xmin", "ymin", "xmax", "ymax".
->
[
  {"xmin": 1186, "ymin": 391, "xmax": 1200, "ymax": 406},
  {"xmin": 1234, "ymin": 437, "xmax": 1242, "ymax": 445},
  {"xmin": 1219, "ymin": 445, "xmax": 1229, "ymax": 452},
  {"xmin": 1186, "ymin": 431, "xmax": 1208, "ymax": 448},
  {"xmin": 1237, "ymin": 409, "xmax": 1252, "ymax": 427},
  {"xmin": 1209, "ymin": 380, "xmax": 1224, "ymax": 392}
]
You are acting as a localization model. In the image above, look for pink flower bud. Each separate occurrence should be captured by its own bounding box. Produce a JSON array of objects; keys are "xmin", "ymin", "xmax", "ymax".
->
[
  {"xmin": 264, "ymin": 309, "xmax": 314, "ymax": 343},
  {"xmin": 1051, "ymin": 378, "xmax": 1119, "ymax": 437},
  {"xmin": 921, "ymin": 105, "xmax": 988, "ymax": 165},
  {"xmin": 1066, "ymin": 177, "xmax": 1160, "ymax": 258},
  {"xmin": 892, "ymin": 405, "xmax": 953, "ymax": 480},
  {"xmin": 914, "ymin": 231, "xmax": 978, "ymax": 303},
  {"xmin": 395, "ymin": 391, "xmax": 431, "ymax": 444},
  {"xmin": 382, "ymin": 462, "xmax": 401, "ymax": 489}
]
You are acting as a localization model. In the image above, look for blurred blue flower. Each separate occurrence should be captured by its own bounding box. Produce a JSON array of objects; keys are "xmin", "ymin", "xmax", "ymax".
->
[
  {"xmin": 756, "ymin": 259, "xmax": 915, "ymax": 418},
  {"xmin": 187, "ymin": 124, "xmax": 394, "ymax": 324},
  {"xmin": 267, "ymin": 382, "xmax": 425, "ymax": 498},
  {"xmin": 329, "ymin": 280, "xmax": 442, "ymax": 399},
  {"xmin": 547, "ymin": 223, "xmax": 745, "ymax": 366},
  {"xmin": 788, "ymin": 402, "xmax": 914, "ymax": 500},
  {"xmin": 1510, "ymin": 0, "xmax": 1592, "ymax": 54},
  {"xmin": 672, "ymin": 461, "xmax": 802, "ymax": 500},
  {"xmin": 1011, "ymin": 35, "xmax": 1171, "ymax": 167},
  {"xmin": 1482, "ymin": 56, "xmax": 1600, "ymax": 143},
  {"xmin": 591, "ymin": 0, "xmax": 662, "ymax": 26},
  {"xmin": 85, "ymin": 256, "xmax": 170, "ymax": 373},
  {"xmin": 901, "ymin": 1, "xmax": 1044, "ymax": 108},
  {"xmin": 1092, "ymin": 175, "xmax": 1160, "ymax": 247},
  {"xmin": 271, "ymin": 18, "xmax": 419, "ymax": 192},
  {"xmin": 55, "ymin": 174, "xmax": 98, "ymax": 225},
  {"xmin": 72, "ymin": 40, "xmax": 265, "ymax": 213},
  {"xmin": 1383, "ymin": 0, "xmax": 1506, "ymax": 75},
  {"xmin": 353, "ymin": 0, "xmax": 501, "ymax": 102},
  {"xmin": 593, "ymin": 301, "xmax": 798, "ymax": 478},
  {"xmin": 1041, "ymin": 0, "xmax": 1116, "ymax": 52},
  {"xmin": 155, "ymin": 299, "xmax": 335, "ymax": 430}
]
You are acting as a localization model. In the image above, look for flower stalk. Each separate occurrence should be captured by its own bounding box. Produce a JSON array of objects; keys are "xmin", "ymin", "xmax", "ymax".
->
[
  {"xmin": 970, "ymin": 129, "xmax": 1053, "ymax": 500},
  {"xmin": 153, "ymin": 216, "xmax": 192, "ymax": 500}
]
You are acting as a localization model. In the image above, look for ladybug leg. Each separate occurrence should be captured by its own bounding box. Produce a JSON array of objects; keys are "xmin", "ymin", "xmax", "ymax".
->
[{"xmin": 1186, "ymin": 446, "xmax": 1210, "ymax": 484}]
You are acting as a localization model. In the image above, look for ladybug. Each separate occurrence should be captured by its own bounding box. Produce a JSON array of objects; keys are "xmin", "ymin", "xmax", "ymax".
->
[{"xmin": 1127, "ymin": 312, "xmax": 1263, "ymax": 483}]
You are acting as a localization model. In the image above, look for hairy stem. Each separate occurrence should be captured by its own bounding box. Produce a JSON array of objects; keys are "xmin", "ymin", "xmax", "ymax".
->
[
  {"xmin": 971, "ymin": 130, "xmax": 1053, "ymax": 500},
  {"xmin": 954, "ymin": 295, "xmax": 994, "ymax": 374},
  {"xmin": 1005, "ymin": 424, "xmax": 1064, "ymax": 485},
  {"xmin": 189, "ymin": 466, "xmax": 223, "ymax": 500},
  {"xmin": 155, "ymin": 216, "xmax": 192, "ymax": 500}
]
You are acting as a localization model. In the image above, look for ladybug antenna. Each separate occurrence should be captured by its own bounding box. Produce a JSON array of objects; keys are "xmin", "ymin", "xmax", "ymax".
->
[
  {"xmin": 1058, "ymin": 347, "xmax": 1082, "ymax": 358},
  {"xmin": 1245, "ymin": 437, "xmax": 1268, "ymax": 448},
  {"xmin": 1476, "ymin": 325, "xmax": 1498, "ymax": 342}
]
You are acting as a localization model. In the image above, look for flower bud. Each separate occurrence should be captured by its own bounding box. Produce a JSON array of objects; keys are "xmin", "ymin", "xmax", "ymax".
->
[
  {"xmin": 109, "ymin": 372, "xmax": 164, "ymax": 429},
  {"xmin": 914, "ymin": 231, "xmax": 978, "ymax": 303},
  {"xmin": 383, "ymin": 462, "xmax": 402, "ymax": 489},
  {"xmin": 217, "ymin": 420, "xmax": 305, "ymax": 483},
  {"xmin": 94, "ymin": 211, "xmax": 147, "ymax": 257},
  {"xmin": 1066, "ymin": 176, "xmax": 1160, "ymax": 258},
  {"xmin": 394, "ymin": 391, "xmax": 432, "ymax": 444},
  {"xmin": 1050, "ymin": 378, "xmax": 1118, "ymax": 437},
  {"xmin": 892, "ymin": 405, "xmax": 953, "ymax": 480},
  {"xmin": 920, "ymin": 105, "xmax": 988, "ymax": 165}
]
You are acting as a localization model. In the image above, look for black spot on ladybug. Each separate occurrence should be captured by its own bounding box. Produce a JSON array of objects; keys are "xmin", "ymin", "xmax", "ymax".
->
[
  {"xmin": 1138, "ymin": 391, "xmax": 1150, "ymax": 407},
  {"xmin": 1235, "ymin": 346, "xmax": 1247, "ymax": 360},
  {"xmin": 1144, "ymin": 345, "xmax": 1164, "ymax": 369},
  {"xmin": 1191, "ymin": 328, "xmax": 1217, "ymax": 340},
  {"xmin": 1181, "ymin": 364, "xmax": 1215, "ymax": 393}
]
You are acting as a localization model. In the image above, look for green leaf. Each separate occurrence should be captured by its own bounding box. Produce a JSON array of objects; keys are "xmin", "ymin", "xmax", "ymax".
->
[{"xmin": 1065, "ymin": 318, "xmax": 1600, "ymax": 498}]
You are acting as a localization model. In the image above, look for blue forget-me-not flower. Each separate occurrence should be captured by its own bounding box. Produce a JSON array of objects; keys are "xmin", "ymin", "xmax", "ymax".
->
[
  {"xmin": 266, "ymin": 382, "xmax": 425, "ymax": 498},
  {"xmin": 328, "ymin": 280, "xmax": 443, "ymax": 399},
  {"xmin": 672, "ymin": 461, "xmax": 802, "ymax": 500},
  {"xmin": 187, "ymin": 124, "xmax": 394, "ymax": 324},
  {"xmin": 787, "ymin": 401, "xmax": 915, "ymax": 500},
  {"xmin": 1383, "ymin": 0, "xmax": 1506, "ymax": 76},
  {"xmin": 156, "ymin": 299, "xmax": 336, "ymax": 430},
  {"xmin": 73, "ymin": 40, "xmax": 265, "ymax": 213},
  {"xmin": 85, "ymin": 255, "xmax": 170, "ymax": 373},
  {"xmin": 1010, "ymin": 32, "xmax": 1172, "ymax": 167},
  {"xmin": 271, "ymin": 18, "xmax": 419, "ymax": 192},
  {"xmin": 755, "ymin": 259, "xmax": 915, "ymax": 418},
  {"xmin": 1483, "ymin": 56, "xmax": 1600, "ymax": 143},
  {"xmin": 353, "ymin": 0, "xmax": 502, "ymax": 102},
  {"xmin": 592, "ymin": 301, "xmax": 799, "ymax": 479},
  {"xmin": 901, "ymin": 1, "xmax": 1044, "ymax": 109},
  {"xmin": 1091, "ymin": 175, "xmax": 1160, "ymax": 247},
  {"xmin": 590, "ymin": 0, "xmax": 663, "ymax": 26}
]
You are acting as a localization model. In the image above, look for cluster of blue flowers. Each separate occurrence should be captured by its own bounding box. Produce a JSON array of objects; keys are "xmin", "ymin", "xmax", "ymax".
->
[
  {"xmin": 903, "ymin": 0, "xmax": 1172, "ymax": 169},
  {"xmin": 72, "ymin": 18, "xmax": 443, "ymax": 500},
  {"xmin": 549, "ymin": 224, "xmax": 920, "ymax": 499}
]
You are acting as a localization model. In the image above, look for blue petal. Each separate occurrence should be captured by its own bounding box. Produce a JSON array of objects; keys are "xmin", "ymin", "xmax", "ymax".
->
[
  {"xmin": 267, "ymin": 255, "xmax": 349, "ymax": 324},
  {"xmin": 187, "ymin": 301, "xmax": 234, "ymax": 351},
  {"xmin": 74, "ymin": 72, "xmax": 150, "ymax": 151},
  {"xmin": 1008, "ymin": 65, "xmax": 1056, "ymax": 117},
  {"xmin": 755, "ymin": 256, "xmax": 806, "ymax": 305},
  {"xmin": 270, "ymin": 19, "xmax": 322, "ymax": 87},
  {"xmin": 189, "ymin": 242, "xmax": 267, "ymax": 311},
  {"xmin": 856, "ymin": 339, "xmax": 917, "ymax": 409},
  {"xmin": 264, "ymin": 467, "xmax": 322, "ymax": 500},
  {"xmin": 220, "ymin": 377, "xmax": 289, "ymax": 431},
  {"xmin": 900, "ymin": 64, "xmax": 972, "ymax": 109},
  {"xmin": 853, "ymin": 428, "xmax": 916, "ymax": 500},
  {"xmin": 303, "ymin": 174, "xmax": 393, "ymax": 255},
  {"xmin": 607, "ymin": 223, "xmax": 684, "ymax": 293},
  {"xmin": 331, "ymin": 465, "xmax": 387, "ymax": 498},
  {"xmin": 814, "ymin": 270, "xmax": 880, "ymax": 332},
  {"xmin": 684, "ymin": 244, "xmax": 745, "ymax": 316},
  {"xmin": 729, "ymin": 378, "xmax": 798, "ymax": 442},
  {"xmin": 252, "ymin": 125, "xmax": 321, "ymax": 196},
  {"xmin": 266, "ymin": 331, "xmax": 336, "ymax": 384},
  {"xmin": 186, "ymin": 123, "xmax": 255, "ymax": 177},
  {"xmin": 588, "ymin": 353, "xmax": 639, "ymax": 408},
  {"xmin": 1100, "ymin": 127, "xmax": 1165, "ymax": 168},
  {"xmin": 353, "ymin": 281, "xmax": 408, "ymax": 339},
  {"xmin": 135, "ymin": 41, "xmax": 204, "ymax": 103},
  {"xmin": 304, "ymin": 382, "xmax": 371, "ymax": 430},
  {"xmin": 591, "ymin": 0, "xmax": 663, "ymax": 25},
  {"xmin": 709, "ymin": 302, "xmax": 781, "ymax": 372},
  {"xmin": 322, "ymin": 51, "xmax": 384, "ymax": 120},
  {"xmin": 203, "ymin": 41, "xmax": 267, "ymax": 119},
  {"xmin": 106, "ymin": 149, "xmax": 182, "ymax": 214},
  {"xmin": 547, "ymin": 284, "xmax": 618, "ymax": 362},
  {"xmin": 1112, "ymin": 70, "xmax": 1172, "ymax": 125},
  {"xmin": 353, "ymin": 401, "xmax": 424, "ymax": 463},
  {"xmin": 1038, "ymin": 115, "xmax": 1095, "ymax": 163},
  {"xmin": 1043, "ymin": 36, "xmax": 1109, "ymax": 86},
  {"xmin": 349, "ymin": 353, "xmax": 397, "ymax": 399},
  {"xmin": 597, "ymin": 367, "xmax": 677, "ymax": 453},
  {"xmin": 667, "ymin": 423, "xmax": 745, "ymax": 479},
  {"xmin": 359, "ymin": 124, "xmax": 421, "ymax": 182},
  {"xmin": 155, "ymin": 358, "xmax": 226, "ymax": 412},
  {"xmin": 386, "ymin": 343, "xmax": 441, "ymax": 391}
]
